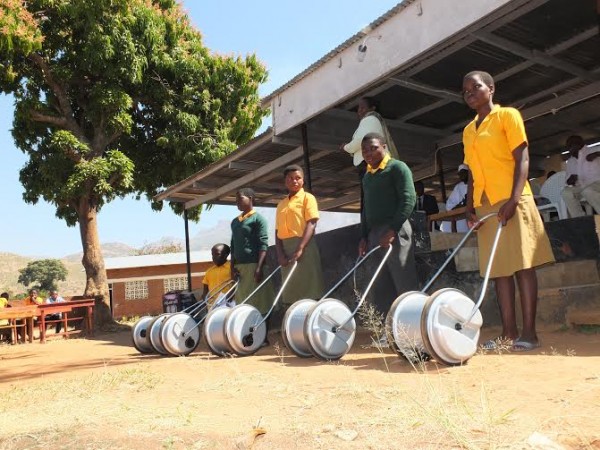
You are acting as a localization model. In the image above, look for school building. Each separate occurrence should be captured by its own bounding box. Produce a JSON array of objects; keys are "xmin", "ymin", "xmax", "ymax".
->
[{"xmin": 105, "ymin": 251, "xmax": 212, "ymax": 318}]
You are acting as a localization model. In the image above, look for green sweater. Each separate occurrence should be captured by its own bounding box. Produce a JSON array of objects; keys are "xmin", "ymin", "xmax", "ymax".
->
[
  {"xmin": 362, "ymin": 159, "xmax": 416, "ymax": 237},
  {"xmin": 230, "ymin": 212, "xmax": 270, "ymax": 265}
]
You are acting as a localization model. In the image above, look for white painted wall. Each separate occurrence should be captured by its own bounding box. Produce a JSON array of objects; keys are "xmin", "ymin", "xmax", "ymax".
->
[{"xmin": 271, "ymin": 0, "xmax": 515, "ymax": 135}]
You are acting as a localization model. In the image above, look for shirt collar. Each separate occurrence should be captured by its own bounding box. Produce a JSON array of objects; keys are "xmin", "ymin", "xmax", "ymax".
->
[
  {"xmin": 366, "ymin": 154, "xmax": 391, "ymax": 174},
  {"xmin": 288, "ymin": 187, "xmax": 305, "ymax": 199},
  {"xmin": 238, "ymin": 209, "xmax": 256, "ymax": 222},
  {"xmin": 472, "ymin": 104, "xmax": 501, "ymax": 124}
]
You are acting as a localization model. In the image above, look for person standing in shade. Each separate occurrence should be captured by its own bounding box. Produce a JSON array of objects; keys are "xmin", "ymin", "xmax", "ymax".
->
[
  {"xmin": 340, "ymin": 97, "xmax": 400, "ymax": 221},
  {"xmin": 414, "ymin": 180, "xmax": 439, "ymax": 230},
  {"xmin": 230, "ymin": 188, "xmax": 274, "ymax": 315},
  {"xmin": 275, "ymin": 164, "xmax": 324, "ymax": 308},
  {"xmin": 440, "ymin": 164, "xmax": 469, "ymax": 233},
  {"xmin": 462, "ymin": 70, "xmax": 554, "ymax": 352},
  {"xmin": 561, "ymin": 135, "xmax": 600, "ymax": 217},
  {"xmin": 359, "ymin": 132, "xmax": 419, "ymax": 347}
]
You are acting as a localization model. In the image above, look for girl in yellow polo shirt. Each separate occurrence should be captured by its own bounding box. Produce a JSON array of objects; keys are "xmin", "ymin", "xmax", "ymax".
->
[
  {"xmin": 462, "ymin": 71, "xmax": 554, "ymax": 352},
  {"xmin": 275, "ymin": 164, "xmax": 324, "ymax": 306}
]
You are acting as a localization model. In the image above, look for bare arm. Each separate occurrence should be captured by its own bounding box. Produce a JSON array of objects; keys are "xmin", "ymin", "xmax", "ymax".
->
[
  {"xmin": 498, "ymin": 142, "xmax": 529, "ymax": 225},
  {"xmin": 289, "ymin": 219, "xmax": 318, "ymax": 263}
]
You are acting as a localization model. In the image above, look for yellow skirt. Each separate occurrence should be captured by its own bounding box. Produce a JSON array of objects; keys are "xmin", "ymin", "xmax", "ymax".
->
[{"xmin": 475, "ymin": 195, "xmax": 554, "ymax": 278}]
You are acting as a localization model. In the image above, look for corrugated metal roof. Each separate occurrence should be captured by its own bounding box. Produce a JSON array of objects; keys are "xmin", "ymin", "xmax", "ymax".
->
[
  {"xmin": 261, "ymin": 0, "xmax": 415, "ymax": 106},
  {"xmin": 105, "ymin": 251, "xmax": 213, "ymax": 270}
]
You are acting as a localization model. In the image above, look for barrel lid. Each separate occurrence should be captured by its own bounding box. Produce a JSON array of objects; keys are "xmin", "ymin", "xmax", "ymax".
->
[
  {"xmin": 132, "ymin": 316, "xmax": 155, "ymax": 354},
  {"xmin": 161, "ymin": 313, "xmax": 201, "ymax": 356},
  {"xmin": 304, "ymin": 298, "xmax": 355, "ymax": 360},
  {"xmin": 422, "ymin": 288, "xmax": 482, "ymax": 365},
  {"xmin": 149, "ymin": 314, "xmax": 170, "ymax": 355},
  {"xmin": 225, "ymin": 304, "xmax": 267, "ymax": 356}
]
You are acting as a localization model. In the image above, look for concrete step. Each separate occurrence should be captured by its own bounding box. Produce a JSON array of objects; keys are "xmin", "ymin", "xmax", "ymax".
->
[
  {"xmin": 429, "ymin": 231, "xmax": 477, "ymax": 252},
  {"xmin": 536, "ymin": 259, "xmax": 599, "ymax": 289},
  {"xmin": 535, "ymin": 283, "xmax": 600, "ymax": 326}
]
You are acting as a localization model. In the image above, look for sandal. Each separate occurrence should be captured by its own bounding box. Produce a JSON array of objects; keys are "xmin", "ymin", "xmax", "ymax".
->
[
  {"xmin": 511, "ymin": 339, "xmax": 540, "ymax": 352},
  {"xmin": 481, "ymin": 339, "xmax": 498, "ymax": 350}
]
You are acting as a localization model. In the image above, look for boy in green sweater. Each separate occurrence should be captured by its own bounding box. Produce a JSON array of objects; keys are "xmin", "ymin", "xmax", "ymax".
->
[{"xmin": 359, "ymin": 132, "xmax": 419, "ymax": 345}]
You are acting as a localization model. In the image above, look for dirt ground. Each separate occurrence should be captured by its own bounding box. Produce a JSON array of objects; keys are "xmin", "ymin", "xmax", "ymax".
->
[{"xmin": 0, "ymin": 326, "xmax": 599, "ymax": 450}]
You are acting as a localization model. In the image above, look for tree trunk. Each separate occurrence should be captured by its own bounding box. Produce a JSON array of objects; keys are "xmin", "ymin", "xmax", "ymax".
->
[{"xmin": 76, "ymin": 197, "xmax": 113, "ymax": 325}]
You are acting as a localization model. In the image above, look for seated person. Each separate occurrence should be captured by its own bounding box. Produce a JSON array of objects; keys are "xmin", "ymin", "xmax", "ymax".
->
[
  {"xmin": 561, "ymin": 135, "xmax": 600, "ymax": 217},
  {"xmin": 440, "ymin": 164, "xmax": 469, "ymax": 232},
  {"xmin": 45, "ymin": 290, "xmax": 66, "ymax": 333},
  {"xmin": 202, "ymin": 243, "xmax": 232, "ymax": 308},
  {"xmin": 24, "ymin": 289, "xmax": 44, "ymax": 306},
  {"xmin": 414, "ymin": 181, "xmax": 439, "ymax": 229}
]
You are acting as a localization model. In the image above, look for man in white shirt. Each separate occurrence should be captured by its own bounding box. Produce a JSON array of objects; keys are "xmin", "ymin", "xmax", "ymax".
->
[
  {"xmin": 441, "ymin": 164, "xmax": 469, "ymax": 232},
  {"xmin": 45, "ymin": 290, "xmax": 66, "ymax": 333},
  {"xmin": 561, "ymin": 135, "xmax": 600, "ymax": 217}
]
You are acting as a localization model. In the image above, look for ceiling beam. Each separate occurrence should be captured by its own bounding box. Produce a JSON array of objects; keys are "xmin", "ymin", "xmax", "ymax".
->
[
  {"xmin": 319, "ymin": 190, "xmax": 361, "ymax": 211},
  {"xmin": 388, "ymin": 77, "xmax": 463, "ymax": 102}
]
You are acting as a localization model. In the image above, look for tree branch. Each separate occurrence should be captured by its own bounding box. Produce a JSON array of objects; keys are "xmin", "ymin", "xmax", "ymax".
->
[{"xmin": 29, "ymin": 110, "xmax": 68, "ymax": 127}]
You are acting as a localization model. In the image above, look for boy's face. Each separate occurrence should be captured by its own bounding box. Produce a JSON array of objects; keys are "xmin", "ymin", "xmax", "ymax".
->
[
  {"xmin": 361, "ymin": 138, "xmax": 386, "ymax": 168},
  {"xmin": 211, "ymin": 246, "xmax": 228, "ymax": 266},
  {"xmin": 462, "ymin": 74, "xmax": 493, "ymax": 111},
  {"xmin": 285, "ymin": 170, "xmax": 304, "ymax": 194},
  {"xmin": 236, "ymin": 193, "xmax": 252, "ymax": 212}
]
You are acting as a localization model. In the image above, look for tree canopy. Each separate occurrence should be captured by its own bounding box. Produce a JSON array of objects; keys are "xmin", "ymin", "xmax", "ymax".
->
[
  {"xmin": 18, "ymin": 259, "xmax": 68, "ymax": 291},
  {"xmin": 0, "ymin": 0, "xmax": 268, "ymax": 319}
]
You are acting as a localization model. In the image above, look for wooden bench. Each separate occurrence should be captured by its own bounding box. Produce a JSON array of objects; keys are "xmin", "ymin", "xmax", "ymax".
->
[
  {"xmin": 0, "ymin": 306, "xmax": 37, "ymax": 344},
  {"xmin": 37, "ymin": 298, "xmax": 95, "ymax": 344},
  {"xmin": 428, "ymin": 206, "xmax": 467, "ymax": 232}
]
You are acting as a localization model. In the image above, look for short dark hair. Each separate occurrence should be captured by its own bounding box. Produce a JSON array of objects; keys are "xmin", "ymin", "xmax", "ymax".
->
[
  {"xmin": 414, "ymin": 181, "xmax": 424, "ymax": 189},
  {"xmin": 0, "ymin": 292, "xmax": 8, "ymax": 299},
  {"xmin": 283, "ymin": 164, "xmax": 304, "ymax": 177},
  {"xmin": 360, "ymin": 96, "xmax": 380, "ymax": 111},
  {"xmin": 566, "ymin": 135, "xmax": 584, "ymax": 147},
  {"xmin": 236, "ymin": 187, "xmax": 255, "ymax": 201},
  {"xmin": 212, "ymin": 243, "xmax": 230, "ymax": 256},
  {"xmin": 464, "ymin": 71, "xmax": 494, "ymax": 88},
  {"xmin": 361, "ymin": 132, "xmax": 386, "ymax": 145}
]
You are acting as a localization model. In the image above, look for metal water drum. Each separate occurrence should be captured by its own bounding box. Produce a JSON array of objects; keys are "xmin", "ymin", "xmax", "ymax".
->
[
  {"xmin": 160, "ymin": 313, "xmax": 201, "ymax": 356},
  {"xmin": 282, "ymin": 299, "xmax": 317, "ymax": 358},
  {"xmin": 148, "ymin": 314, "xmax": 170, "ymax": 355},
  {"xmin": 131, "ymin": 316, "xmax": 155, "ymax": 354},
  {"xmin": 203, "ymin": 306, "xmax": 234, "ymax": 356},
  {"xmin": 420, "ymin": 288, "xmax": 483, "ymax": 366},
  {"xmin": 225, "ymin": 304, "xmax": 267, "ymax": 356},
  {"xmin": 386, "ymin": 291, "xmax": 430, "ymax": 362},
  {"xmin": 304, "ymin": 298, "xmax": 356, "ymax": 360}
]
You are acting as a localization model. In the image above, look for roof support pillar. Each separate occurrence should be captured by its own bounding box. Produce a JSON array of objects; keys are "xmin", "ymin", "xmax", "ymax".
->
[
  {"xmin": 436, "ymin": 149, "xmax": 447, "ymax": 203},
  {"xmin": 184, "ymin": 209, "xmax": 192, "ymax": 292},
  {"xmin": 301, "ymin": 123, "xmax": 313, "ymax": 192}
]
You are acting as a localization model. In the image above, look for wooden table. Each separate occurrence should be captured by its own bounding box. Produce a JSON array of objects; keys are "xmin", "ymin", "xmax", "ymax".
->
[
  {"xmin": 0, "ymin": 306, "xmax": 37, "ymax": 344},
  {"xmin": 37, "ymin": 298, "xmax": 95, "ymax": 343},
  {"xmin": 428, "ymin": 206, "xmax": 467, "ymax": 232}
]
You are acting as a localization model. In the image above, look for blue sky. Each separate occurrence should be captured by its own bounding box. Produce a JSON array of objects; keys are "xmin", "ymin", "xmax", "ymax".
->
[{"xmin": 0, "ymin": 1, "xmax": 399, "ymax": 257}]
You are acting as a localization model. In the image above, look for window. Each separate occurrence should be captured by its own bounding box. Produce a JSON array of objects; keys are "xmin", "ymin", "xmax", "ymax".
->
[
  {"xmin": 163, "ymin": 277, "xmax": 188, "ymax": 293},
  {"xmin": 125, "ymin": 280, "xmax": 148, "ymax": 300}
]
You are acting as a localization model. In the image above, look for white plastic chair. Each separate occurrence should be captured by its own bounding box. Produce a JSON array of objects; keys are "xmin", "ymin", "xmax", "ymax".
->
[{"xmin": 537, "ymin": 171, "xmax": 567, "ymax": 220}]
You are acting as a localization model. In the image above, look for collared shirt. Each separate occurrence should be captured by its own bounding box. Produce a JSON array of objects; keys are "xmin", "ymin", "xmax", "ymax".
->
[
  {"xmin": 577, "ymin": 145, "xmax": 600, "ymax": 188},
  {"xmin": 275, "ymin": 188, "xmax": 320, "ymax": 240},
  {"xmin": 24, "ymin": 295, "xmax": 43, "ymax": 306},
  {"xmin": 231, "ymin": 211, "xmax": 269, "ymax": 264},
  {"xmin": 202, "ymin": 261, "xmax": 231, "ymax": 304},
  {"xmin": 238, "ymin": 209, "xmax": 256, "ymax": 222},
  {"xmin": 366, "ymin": 154, "xmax": 391, "ymax": 174},
  {"xmin": 463, "ymin": 104, "xmax": 532, "ymax": 207},
  {"xmin": 46, "ymin": 296, "xmax": 65, "ymax": 304}
]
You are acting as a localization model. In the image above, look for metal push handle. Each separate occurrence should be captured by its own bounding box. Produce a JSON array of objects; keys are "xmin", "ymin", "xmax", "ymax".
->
[
  {"xmin": 461, "ymin": 220, "xmax": 503, "ymax": 326},
  {"xmin": 180, "ymin": 281, "xmax": 239, "ymax": 337},
  {"xmin": 239, "ymin": 265, "xmax": 282, "ymax": 306},
  {"xmin": 421, "ymin": 212, "xmax": 499, "ymax": 293},
  {"xmin": 251, "ymin": 261, "xmax": 298, "ymax": 330},
  {"xmin": 334, "ymin": 244, "xmax": 393, "ymax": 332}
]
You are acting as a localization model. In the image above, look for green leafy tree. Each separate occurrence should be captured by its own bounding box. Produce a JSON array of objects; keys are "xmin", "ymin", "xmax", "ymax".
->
[
  {"xmin": 18, "ymin": 259, "xmax": 68, "ymax": 291},
  {"xmin": 0, "ymin": 0, "xmax": 268, "ymax": 322}
]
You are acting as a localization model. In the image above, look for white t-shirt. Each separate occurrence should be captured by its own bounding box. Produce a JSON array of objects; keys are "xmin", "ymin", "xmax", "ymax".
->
[
  {"xmin": 577, "ymin": 145, "xmax": 600, "ymax": 188},
  {"xmin": 565, "ymin": 156, "xmax": 579, "ymax": 186}
]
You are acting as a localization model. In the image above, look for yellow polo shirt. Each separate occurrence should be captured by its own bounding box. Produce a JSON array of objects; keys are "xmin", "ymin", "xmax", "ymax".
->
[
  {"xmin": 202, "ymin": 261, "xmax": 231, "ymax": 303},
  {"xmin": 24, "ymin": 295, "xmax": 44, "ymax": 306},
  {"xmin": 0, "ymin": 298, "xmax": 8, "ymax": 326},
  {"xmin": 463, "ymin": 105, "xmax": 532, "ymax": 207},
  {"xmin": 276, "ymin": 188, "xmax": 320, "ymax": 240}
]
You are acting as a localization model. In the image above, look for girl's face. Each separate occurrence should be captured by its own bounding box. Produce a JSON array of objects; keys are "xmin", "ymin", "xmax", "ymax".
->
[
  {"xmin": 285, "ymin": 170, "xmax": 304, "ymax": 194},
  {"xmin": 462, "ymin": 75, "xmax": 494, "ymax": 111},
  {"xmin": 236, "ymin": 193, "xmax": 252, "ymax": 212}
]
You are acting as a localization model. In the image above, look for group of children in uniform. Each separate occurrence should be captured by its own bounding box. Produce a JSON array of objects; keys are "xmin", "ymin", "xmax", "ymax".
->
[{"xmin": 200, "ymin": 70, "xmax": 553, "ymax": 352}]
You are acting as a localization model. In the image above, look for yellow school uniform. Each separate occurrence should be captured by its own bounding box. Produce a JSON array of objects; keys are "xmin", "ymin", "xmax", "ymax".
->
[
  {"xmin": 202, "ymin": 261, "xmax": 231, "ymax": 304},
  {"xmin": 275, "ymin": 188, "xmax": 319, "ymax": 239}
]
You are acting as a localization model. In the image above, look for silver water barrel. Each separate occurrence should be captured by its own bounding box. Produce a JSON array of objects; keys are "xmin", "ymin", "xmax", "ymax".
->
[
  {"xmin": 160, "ymin": 313, "xmax": 202, "ymax": 356},
  {"xmin": 386, "ymin": 291, "xmax": 430, "ymax": 362},
  {"xmin": 281, "ymin": 299, "xmax": 317, "ymax": 358},
  {"xmin": 304, "ymin": 298, "xmax": 356, "ymax": 360},
  {"xmin": 131, "ymin": 316, "xmax": 155, "ymax": 354},
  {"xmin": 225, "ymin": 304, "xmax": 267, "ymax": 356},
  {"xmin": 203, "ymin": 306, "xmax": 233, "ymax": 356},
  {"xmin": 148, "ymin": 314, "xmax": 170, "ymax": 355}
]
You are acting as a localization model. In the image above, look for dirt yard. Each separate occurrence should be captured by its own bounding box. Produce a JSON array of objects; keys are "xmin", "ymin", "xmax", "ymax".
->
[{"xmin": 1, "ymin": 326, "xmax": 599, "ymax": 450}]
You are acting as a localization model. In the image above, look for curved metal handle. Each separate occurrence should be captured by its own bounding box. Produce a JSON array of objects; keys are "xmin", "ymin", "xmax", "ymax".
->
[
  {"xmin": 334, "ymin": 244, "xmax": 393, "ymax": 332},
  {"xmin": 422, "ymin": 211, "xmax": 498, "ymax": 293},
  {"xmin": 205, "ymin": 278, "xmax": 237, "ymax": 303},
  {"xmin": 461, "ymin": 220, "xmax": 503, "ymax": 326},
  {"xmin": 320, "ymin": 245, "xmax": 383, "ymax": 300},
  {"xmin": 239, "ymin": 265, "xmax": 282, "ymax": 306},
  {"xmin": 251, "ymin": 261, "xmax": 298, "ymax": 330}
]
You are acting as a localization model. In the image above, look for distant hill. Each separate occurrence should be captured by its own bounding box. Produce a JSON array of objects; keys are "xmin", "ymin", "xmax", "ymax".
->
[{"xmin": 63, "ymin": 242, "xmax": 137, "ymax": 262}]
